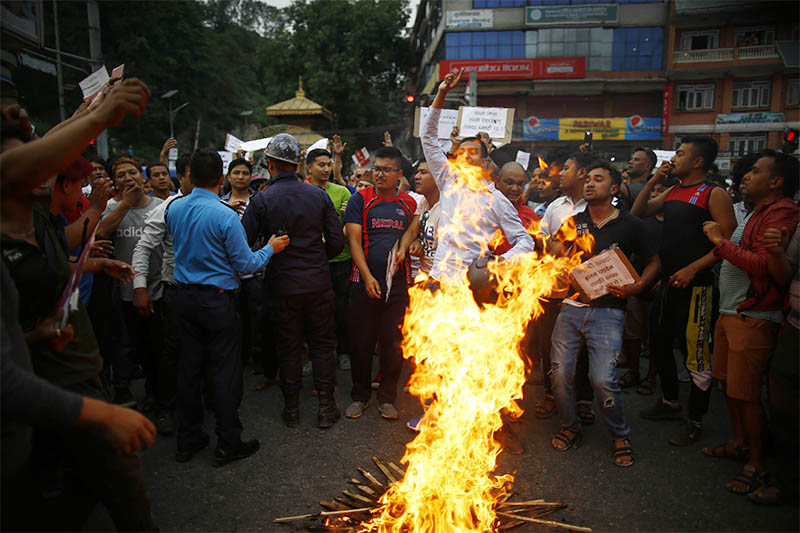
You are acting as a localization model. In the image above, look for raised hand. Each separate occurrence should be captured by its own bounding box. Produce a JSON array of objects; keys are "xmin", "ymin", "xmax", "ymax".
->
[
  {"xmin": 92, "ymin": 78, "xmax": 150, "ymax": 129},
  {"xmin": 332, "ymin": 134, "xmax": 346, "ymax": 155},
  {"xmin": 438, "ymin": 68, "xmax": 464, "ymax": 94}
]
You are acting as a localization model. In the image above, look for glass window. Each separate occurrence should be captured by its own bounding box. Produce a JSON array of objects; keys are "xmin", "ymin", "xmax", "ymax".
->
[
  {"xmin": 445, "ymin": 31, "xmax": 526, "ymax": 60},
  {"xmin": 731, "ymin": 81, "xmax": 771, "ymax": 109},
  {"xmin": 677, "ymin": 84, "xmax": 715, "ymax": 111},
  {"xmin": 735, "ymin": 26, "xmax": 776, "ymax": 47},
  {"xmin": 788, "ymin": 78, "xmax": 800, "ymax": 106},
  {"xmin": 612, "ymin": 27, "xmax": 664, "ymax": 71},
  {"xmin": 729, "ymin": 133, "xmax": 767, "ymax": 157},
  {"xmin": 680, "ymin": 30, "xmax": 719, "ymax": 51}
]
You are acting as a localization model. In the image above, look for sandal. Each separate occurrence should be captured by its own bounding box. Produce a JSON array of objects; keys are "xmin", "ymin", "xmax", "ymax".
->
[
  {"xmin": 727, "ymin": 465, "xmax": 765, "ymax": 495},
  {"xmin": 535, "ymin": 394, "xmax": 557, "ymax": 419},
  {"xmin": 636, "ymin": 376, "xmax": 656, "ymax": 396},
  {"xmin": 747, "ymin": 480, "xmax": 783, "ymax": 505},
  {"xmin": 551, "ymin": 429, "xmax": 582, "ymax": 452},
  {"xmin": 577, "ymin": 401, "xmax": 595, "ymax": 424},
  {"xmin": 619, "ymin": 370, "xmax": 639, "ymax": 388},
  {"xmin": 702, "ymin": 441, "xmax": 750, "ymax": 460},
  {"xmin": 613, "ymin": 438, "xmax": 634, "ymax": 467}
]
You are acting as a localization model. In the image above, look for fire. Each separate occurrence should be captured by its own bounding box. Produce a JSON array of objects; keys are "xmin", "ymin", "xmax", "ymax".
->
[
  {"xmin": 537, "ymin": 156, "xmax": 548, "ymax": 170},
  {"xmin": 361, "ymin": 152, "xmax": 592, "ymax": 532}
]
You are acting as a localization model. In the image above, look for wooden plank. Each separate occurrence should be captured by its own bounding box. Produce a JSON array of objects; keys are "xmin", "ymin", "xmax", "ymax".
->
[{"xmin": 372, "ymin": 456, "xmax": 398, "ymax": 484}]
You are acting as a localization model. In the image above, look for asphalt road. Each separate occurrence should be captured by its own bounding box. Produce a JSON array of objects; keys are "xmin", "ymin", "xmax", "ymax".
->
[{"xmin": 86, "ymin": 358, "xmax": 798, "ymax": 532}]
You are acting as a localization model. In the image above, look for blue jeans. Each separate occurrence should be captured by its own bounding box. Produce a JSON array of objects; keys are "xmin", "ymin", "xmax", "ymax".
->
[{"xmin": 550, "ymin": 303, "xmax": 629, "ymax": 440}]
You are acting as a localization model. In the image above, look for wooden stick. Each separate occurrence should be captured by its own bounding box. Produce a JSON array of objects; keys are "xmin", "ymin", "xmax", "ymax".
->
[
  {"xmin": 498, "ymin": 519, "xmax": 525, "ymax": 530},
  {"xmin": 497, "ymin": 499, "xmax": 547, "ymax": 507},
  {"xmin": 496, "ymin": 511, "xmax": 592, "ymax": 532},
  {"xmin": 334, "ymin": 496, "xmax": 362, "ymax": 509},
  {"xmin": 372, "ymin": 456, "xmax": 398, "ymax": 484},
  {"xmin": 387, "ymin": 461, "xmax": 406, "ymax": 477},
  {"xmin": 273, "ymin": 507, "xmax": 372, "ymax": 523},
  {"xmin": 357, "ymin": 467, "xmax": 385, "ymax": 488},
  {"xmin": 353, "ymin": 484, "xmax": 379, "ymax": 498},
  {"xmin": 342, "ymin": 490, "xmax": 376, "ymax": 505}
]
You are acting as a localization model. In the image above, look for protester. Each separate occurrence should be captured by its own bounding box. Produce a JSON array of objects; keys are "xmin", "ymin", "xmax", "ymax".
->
[
  {"xmin": 632, "ymin": 136, "xmax": 737, "ymax": 446},
  {"xmin": 242, "ymin": 135, "xmax": 344, "ymax": 428},
  {"xmin": 701, "ymin": 150, "xmax": 798, "ymax": 495},
  {"xmin": 493, "ymin": 161, "xmax": 538, "ymax": 255},
  {"xmin": 146, "ymin": 161, "xmax": 173, "ymax": 201},
  {"xmin": 167, "ymin": 149, "xmax": 289, "ymax": 465},
  {"xmin": 619, "ymin": 147, "xmax": 657, "ymax": 209}
]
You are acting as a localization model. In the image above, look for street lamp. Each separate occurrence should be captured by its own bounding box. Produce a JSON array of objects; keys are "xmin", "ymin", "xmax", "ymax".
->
[{"xmin": 162, "ymin": 89, "xmax": 189, "ymax": 138}]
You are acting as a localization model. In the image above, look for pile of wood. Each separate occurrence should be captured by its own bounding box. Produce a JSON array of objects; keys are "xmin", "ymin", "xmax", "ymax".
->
[{"xmin": 273, "ymin": 456, "xmax": 591, "ymax": 532}]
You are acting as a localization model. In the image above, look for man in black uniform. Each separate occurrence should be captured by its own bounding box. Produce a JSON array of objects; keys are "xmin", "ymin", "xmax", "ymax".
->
[
  {"xmin": 242, "ymin": 134, "xmax": 345, "ymax": 429},
  {"xmin": 631, "ymin": 136, "xmax": 736, "ymax": 446}
]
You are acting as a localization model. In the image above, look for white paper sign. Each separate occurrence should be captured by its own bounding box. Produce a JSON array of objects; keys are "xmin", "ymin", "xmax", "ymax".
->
[
  {"xmin": 79, "ymin": 66, "xmax": 109, "ymax": 101},
  {"xmin": 438, "ymin": 140, "xmax": 452, "ymax": 154},
  {"xmin": 218, "ymin": 151, "xmax": 235, "ymax": 173},
  {"xmin": 110, "ymin": 64, "xmax": 125, "ymax": 81},
  {"xmin": 168, "ymin": 148, "xmax": 178, "ymax": 170},
  {"xmin": 653, "ymin": 150, "xmax": 676, "ymax": 168},
  {"xmin": 516, "ymin": 151, "xmax": 531, "ymax": 170},
  {"xmin": 238, "ymin": 137, "xmax": 272, "ymax": 152},
  {"xmin": 307, "ymin": 137, "xmax": 329, "ymax": 152},
  {"xmin": 458, "ymin": 107, "xmax": 508, "ymax": 140},
  {"xmin": 418, "ymin": 107, "xmax": 459, "ymax": 140},
  {"xmin": 570, "ymin": 248, "xmax": 637, "ymax": 302},
  {"xmin": 224, "ymin": 133, "xmax": 243, "ymax": 152}
]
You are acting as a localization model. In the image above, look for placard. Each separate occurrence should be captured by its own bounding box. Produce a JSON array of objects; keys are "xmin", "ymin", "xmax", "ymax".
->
[
  {"xmin": 653, "ymin": 150, "xmax": 676, "ymax": 168},
  {"xmin": 224, "ymin": 133, "xmax": 243, "ymax": 152},
  {"xmin": 238, "ymin": 137, "xmax": 272, "ymax": 152},
  {"xmin": 570, "ymin": 248, "xmax": 639, "ymax": 303},
  {"xmin": 79, "ymin": 66, "xmax": 109, "ymax": 101},
  {"xmin": 414, "ymin": 107, "xmax": 460, "ymax": 139},
  {"xmin": 456, "ymin": 106, "xmax": 515, "ymax": 144},
  {"xmin": 352, "ymin": 147, "xmax": 370, "ymax": 167},
  {"xmin": 218, "ymin": 151, "xmax": 234, "ymax": 173},
  {"xmin": 515, "ymin": 151, "xmax": 531, "ymax": 170},
  {"xmin": 307, "ymin": 137, "xmax": 329, "ymax": 152}
]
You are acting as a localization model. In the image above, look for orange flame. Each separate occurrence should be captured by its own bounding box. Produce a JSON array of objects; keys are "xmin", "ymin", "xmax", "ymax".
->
[
  {"xmin": 537, "ymin": 156, "xmax": 548, "ymax": 170},
  {"xmin": 361, "ymin": 152, "xmax": 591, "ymax": 532}
]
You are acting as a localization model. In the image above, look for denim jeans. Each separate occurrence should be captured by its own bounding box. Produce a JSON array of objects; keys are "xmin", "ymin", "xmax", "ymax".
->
[{"xmin": 550, "ymin": 303, "xmax": 629, "ymax": 440}]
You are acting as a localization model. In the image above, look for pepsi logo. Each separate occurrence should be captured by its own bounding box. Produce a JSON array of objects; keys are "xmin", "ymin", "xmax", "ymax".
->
[
  {"xmin": 527, "ymin": 116, "xmax": 539, "ymax": 128},
  {"xmin": 628, "ymin": 115, "xmax": 643, "ymax": 129}
]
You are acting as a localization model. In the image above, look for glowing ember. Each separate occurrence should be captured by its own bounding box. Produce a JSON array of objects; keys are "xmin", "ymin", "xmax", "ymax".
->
[{"xmin": 361, "ymin": 153, "xmax": 592, "ymax": 532}]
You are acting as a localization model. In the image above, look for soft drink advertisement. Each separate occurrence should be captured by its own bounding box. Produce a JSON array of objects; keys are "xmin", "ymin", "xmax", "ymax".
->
[{"xmin": 522, "ymin": 116, "xmax": 661, "ymax": 141}]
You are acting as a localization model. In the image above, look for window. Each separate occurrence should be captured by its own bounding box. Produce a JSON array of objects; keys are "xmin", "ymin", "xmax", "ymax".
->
[
  {"xmin": 612, "ymin": 27, "xmax": 664, "ymax": 71},
  {"xmin": 677, "ymin": 84, "xmax": 715, "ymax": 111},
  {"xmin": 788, "ymin": 78, "xmax": 800, "ymax": 106},
  {"xmin": 680, "ymin": 30, "xmax": 719, "ymax": 51},
  {"xmin": 735, "ymin": 26, "xmax": 775, "ymax": 47},
  {"xmin": 445, "ymin": 31, "xmax": 525, "ymax": 60},
  {"xmin": 729, "ymin": 133, "xmax": 767, "ymax": 157},
  {"xmin": 731, "ymin": 80, "xmax": 770, "ymax": 109},
  {"xmin": 473, "ymin": 0, "xmax": 525, "ymax": 7},
  {"xmin": 525, "ymin": 27, "xmax": 613, "ymax": 70},
  {"xmin": 524, "ymin": 0, "xmax": 663, "ymax": 4}
]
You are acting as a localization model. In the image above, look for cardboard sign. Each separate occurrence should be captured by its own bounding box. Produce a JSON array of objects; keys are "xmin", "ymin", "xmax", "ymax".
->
[
  {"xmin": 218, "ymin": 151, "xmax": 234, "ymax": 173},
  {"xmin": 79, "ymin": 66, "xmax": 109, "ymax": 101},
  {"xmin": 570, "ymin": 247, "xmax": 639, "ymax": 303},
  {"xmin": 413, "ymin": 106, "xmax": 460, "ymax": 139},
  {"xmin": 653, "ymin": 150, "xmax": 676, "ymax": 168},
  {"xmin": 224, "ymin": 133, "xmax": 243, "ymax": 152},
  {"xmin": 238, "ymin": 137, "xmax": 272, "ymax": 152},
  {"xmin": 515, "ymin": 151, "xmax": 531, "ymax": 170},
  {"xmin": 456, "ymin": 106, "xmax": 514, "ymax": 144},
  {"xmin": 352, "ymin": 147, "xmax": 370, "ymax": 167}
]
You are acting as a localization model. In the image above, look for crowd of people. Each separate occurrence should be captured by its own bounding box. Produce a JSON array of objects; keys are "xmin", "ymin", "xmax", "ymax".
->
[{"xmin": 1, "ymin": 68, "xmax": 798, "ymax": 530}]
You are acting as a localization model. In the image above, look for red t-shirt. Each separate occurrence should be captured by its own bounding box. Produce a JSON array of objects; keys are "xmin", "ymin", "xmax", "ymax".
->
[{"xmin": 492, "ymin": 204, "xmax": 538, "ymax": 255}]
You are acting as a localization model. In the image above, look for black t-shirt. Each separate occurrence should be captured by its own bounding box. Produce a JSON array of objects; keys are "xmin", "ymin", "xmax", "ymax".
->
[{"xmin": 570, "ymin": 208, "xmax": 657, "ymax": 309}]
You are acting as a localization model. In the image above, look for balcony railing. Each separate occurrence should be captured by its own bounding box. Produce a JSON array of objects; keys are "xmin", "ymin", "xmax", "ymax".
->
[
  {"xmin": 673, "ymin": 48, "xmax": 733, "ymax": 63},
  {"xmin": 737, "ymin": 44, "xmax": 779, "ymax": 60}
]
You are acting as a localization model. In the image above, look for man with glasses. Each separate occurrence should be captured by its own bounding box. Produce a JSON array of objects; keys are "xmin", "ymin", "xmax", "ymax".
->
[{"xmin": 343, "ymin": 146, "xmax": 417, "ymax": 420}]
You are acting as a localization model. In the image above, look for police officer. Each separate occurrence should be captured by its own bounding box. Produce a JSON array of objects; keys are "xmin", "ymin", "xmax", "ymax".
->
[
  {"xmin": 242, "ymin": 134, "xmax": 345, "ymax": 429},
  {"xmin": 166, "ymin": 149, "xmax": 289, "ymax": 466}
]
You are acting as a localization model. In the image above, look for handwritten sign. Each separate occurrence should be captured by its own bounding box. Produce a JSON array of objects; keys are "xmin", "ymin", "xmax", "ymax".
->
[
  {"xmin": 79, "ymin": 66, "xmax": 109, "ymax": 101},
  {"xmin": 224, "ymin": 133, "xmax": 243, "ymax": 152},
  {"xmin": 413, "ymin": 107, "xmax": 460, "ymax": 140},
  {"xmin": 516, "ymin": 151, "xmax": 531, "ymax": 170},
  {"xmin": 570, "ymin": 248, "xmax": 639, "ymax": 302},
  {"xmin": 218, "ymin": 151, "xmax": 234, "ymax": 173},
  {"xmin": 238, "ymin": 137, "xmax": 272, "ymax": 152},
  {"xmin": 307, "ymin": 137, "xmax": 329, "ymax": 152},
  {"xmin": 653, "ymin": 149, "xmax": 676, "ymax": 168},
  {"xmin": 456, "ymin": 106, "xmax": 515, "ymax": 144}
]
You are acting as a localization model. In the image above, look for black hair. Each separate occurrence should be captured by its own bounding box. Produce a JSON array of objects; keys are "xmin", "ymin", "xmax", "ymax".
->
[
  {"xmin": 632, "ymin": 146, "xmax": 657, "ymax": 170},
  {"xmin": 566, "ymin": 151, "xmax": 597, "ymax": 172},
  {"xmin": 374, "ymin": 146, "xmax": 405, "ymax": 169},
  {"xmin": 306, "ymin": 148, "xmax": 331, "ymax": 166},
  {"xmin": 545, "ymin": 146, "xmax": 573, "ymax": 168},
  {"xmin": 680, "ymin": 135, "xmax": 718, "ymax": 172},
  {"xmin": 189, "ymin": 149, "xmax": 223, "ymax": 187},
  {"xmin": 760, "ymin": 149, "xmax": 799, "ymax": 198},
  {"xmin": 227, "ymin": 158, "xmax": 252, "ymax": 175},
  {"xmin": 146, "ymin": 161, "xmax": 168, "ymax": 179},
  {"xmin": 457, "ymin": 136, "xmax": 488, "ymax": 159},
  {"xmin": 731, "ymin": 153, "xmax": 760, "ymax": 184},
  {"xmin": 586, "ymin": 160, "xmax": 622, "ymax": 187},
  {"xmin": 86, "ymin": 154, "xmax": 106, "ymax": 166},
  {"xmin": 269, "ymin": 158, "xmax": 298, "ymax": 173},
  {"xmin": 175, "ymin": 153, "xmax": 192, "ymax": 177}
]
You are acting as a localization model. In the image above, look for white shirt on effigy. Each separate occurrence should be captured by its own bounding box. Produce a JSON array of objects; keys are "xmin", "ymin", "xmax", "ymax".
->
[
  {"xmin": 540, "ymin": 194, "xmax": 587, "ymax": 236},
  {"xmin": 421, "ymin": 107, "xmax": 535, "ymax": 283}
]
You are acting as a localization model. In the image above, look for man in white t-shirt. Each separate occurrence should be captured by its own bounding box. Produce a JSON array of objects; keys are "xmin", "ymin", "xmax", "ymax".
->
[{"xmin": 400, "ymin": 160, "xmax": 440, "ymax": 276}]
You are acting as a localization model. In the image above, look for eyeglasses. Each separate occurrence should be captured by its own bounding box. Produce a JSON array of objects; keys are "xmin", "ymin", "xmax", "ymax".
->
[{"xmin": 373, "ymin": 166, "xmax": 400, "ymax": 175}]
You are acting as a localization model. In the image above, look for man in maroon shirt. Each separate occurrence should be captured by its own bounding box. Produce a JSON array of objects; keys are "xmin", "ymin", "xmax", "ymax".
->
[{"xmin": 493, "ymin": 161, "xmax": 538, "ymax": 255}]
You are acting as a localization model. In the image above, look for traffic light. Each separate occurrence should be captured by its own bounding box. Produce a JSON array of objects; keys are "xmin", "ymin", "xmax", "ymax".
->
[
  {"xmin": 405, "ymin": 94, "xmax": 415, "ymax": 103},
  {"xmin": 783, "ymin": 129, "xmax": 798, "ymax": 153}
]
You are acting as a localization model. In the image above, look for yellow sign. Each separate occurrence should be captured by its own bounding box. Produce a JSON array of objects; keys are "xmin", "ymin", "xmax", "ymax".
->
[{"xmin": 559, "ymin": 117, "xmax": 626, "ymax": 141}]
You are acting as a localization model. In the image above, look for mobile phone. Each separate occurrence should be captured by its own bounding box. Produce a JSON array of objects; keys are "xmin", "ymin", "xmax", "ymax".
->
[{"xmin": 584, "ymin": 131, "xmax": 593, "ymax": 147}]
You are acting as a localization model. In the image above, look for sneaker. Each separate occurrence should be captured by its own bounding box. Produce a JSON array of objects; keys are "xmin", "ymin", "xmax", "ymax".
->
[
  {"xmin": 406, "ymin": 415, "xmax": 423, "ymax": 432},
  {"xmin": 378, "ymin": 402, "xmax": 398, "ymax": 420},
  {"xmin": 302, "ymin": 360, "xmax": 313, "ymax": 377},
  {"xmin": 640, "ymin": 398, "xmax": 683, "ymax": 420},
  {"xmin": 212, "ymin": 439, "xmax": 260, "ymax": 467},
  {"xmin": 175, "ymin": 433, "xmax": 210, "ymax": 463},
  {"xmin": 371, "ymin": 372, "xmax": 383, "ymax": 390},
  {"xmin": 669, "ymin": 419, "xmax": 702, "ymax": 446},
  {"xmin": 345, "ymin": 401, "xmax": 369, "ymax": 419},
  {"xmin": 155, "ymin": 410, "xmax": 175, "ymax": 435},
  {"xmin": 113, "ymin": 387, "xmax": 136, "ymax": 407},
  {"xmin": 339, "ymin": 354, "xmax": 351, "ymax": 371}
]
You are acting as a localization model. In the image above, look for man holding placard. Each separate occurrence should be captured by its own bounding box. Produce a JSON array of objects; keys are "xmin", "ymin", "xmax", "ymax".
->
[{"xmin": 549, "ymin": 161, "xmax": 661, "ymax": 467}]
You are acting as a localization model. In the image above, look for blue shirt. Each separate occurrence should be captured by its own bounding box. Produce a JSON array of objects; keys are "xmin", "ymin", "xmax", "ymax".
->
[{"xmin": 166, "ymin": 188, "xmax": 274, "ymax": 290}]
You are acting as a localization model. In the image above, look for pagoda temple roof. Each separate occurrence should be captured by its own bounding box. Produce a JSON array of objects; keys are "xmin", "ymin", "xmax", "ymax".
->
[{"xmin": 266, "ymin": 77, "xmax": 334, "ymax": 121}]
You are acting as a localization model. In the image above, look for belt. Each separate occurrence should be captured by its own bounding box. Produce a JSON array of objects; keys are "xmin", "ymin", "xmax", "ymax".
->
[{"xmin": 177, "ymin": 282, "xmax": 233, "ymax": 294}]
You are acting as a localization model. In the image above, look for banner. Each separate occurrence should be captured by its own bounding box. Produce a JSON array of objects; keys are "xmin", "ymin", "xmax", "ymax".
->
[
  {"xmin": 440, "ymin": 57, "xmax": 585, "ymax": 81},
  {"xmin": 526, "ymin": 4, "xmax": 618, "ymax": 25},
  {"xmin": 522, "ymin": 116, "xmax": 661, "ymax": 141},
  {"xmin": 413, "ymin": 107, "xmax": 460, "ymax": 139},
  {"xmin": 662, "ymin": 85, "xmax": 673, "ymax": 135}
]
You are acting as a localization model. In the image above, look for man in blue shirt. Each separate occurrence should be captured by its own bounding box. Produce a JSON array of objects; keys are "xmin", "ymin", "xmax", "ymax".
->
[{"xmin": 166, "ymin": 149, "xmax": 288, "ymax": 467}]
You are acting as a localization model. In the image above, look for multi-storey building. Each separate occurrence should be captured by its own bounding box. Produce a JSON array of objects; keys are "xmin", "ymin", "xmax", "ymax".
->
[{"xmin": 665, "ymin": 0, "xmax": 798, "ymax": 172}]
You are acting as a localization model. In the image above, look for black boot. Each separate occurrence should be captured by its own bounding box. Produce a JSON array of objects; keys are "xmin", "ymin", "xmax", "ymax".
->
[
  {"xmin": 282, "ymin": 391, "xmax": 300, "ymax": 428},
  {"xmin": 317, "ymin": 389, "xmax": 341, "ymax": 429}
]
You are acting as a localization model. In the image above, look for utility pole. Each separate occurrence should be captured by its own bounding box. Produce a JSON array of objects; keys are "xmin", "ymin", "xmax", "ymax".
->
[
  {"xmin": 53, "ymin": 1, "xmax": 65, "ymax": 122},
  {"xmin": 466, "ymin": 69, "xmax": 478, "ymax": 107},
  {"xmin": 193, "ymin": 119, "xmax": 200, "ymax": 150},
  {"xmin": 87, "ymin": 0, "xmax": 108, "ymax": 158}
]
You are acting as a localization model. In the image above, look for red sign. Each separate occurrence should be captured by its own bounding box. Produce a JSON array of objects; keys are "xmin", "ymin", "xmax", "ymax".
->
[
  {"xmin": 440, "ymin": 57, "xmax": 585, "ymax": 81},
  {"xmin": 662, "ymin": 85, "xmax": 672, "ymax": 135}
]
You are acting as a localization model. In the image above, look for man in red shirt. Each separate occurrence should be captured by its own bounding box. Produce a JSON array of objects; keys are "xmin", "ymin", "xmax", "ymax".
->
[{"xmin": 493, "ymin": 161, "xmax": 538, "ymax": 256}]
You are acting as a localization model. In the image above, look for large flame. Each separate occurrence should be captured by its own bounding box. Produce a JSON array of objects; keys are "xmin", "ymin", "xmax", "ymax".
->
[{"xmin": 362, "ymin": 152, "xmax": 592, "ymax": 532}]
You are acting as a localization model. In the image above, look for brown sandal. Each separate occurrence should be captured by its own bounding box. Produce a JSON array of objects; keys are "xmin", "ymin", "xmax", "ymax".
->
[
  {"xmin": 613, "ymin": 438, "xmax": 634, "ymax": 467},
  {"xmin": 636, "ymin": 376, "xmax": 656, "ymax": 396},
  {"xmin": 535, "ymin": 394, "xmax": 557, "ymax": 419}
]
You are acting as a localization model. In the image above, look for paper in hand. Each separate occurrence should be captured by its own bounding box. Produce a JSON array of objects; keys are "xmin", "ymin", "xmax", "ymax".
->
[{"xmin": 385, "ymin": 240, "xmax": 399, "ymax": 302}]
